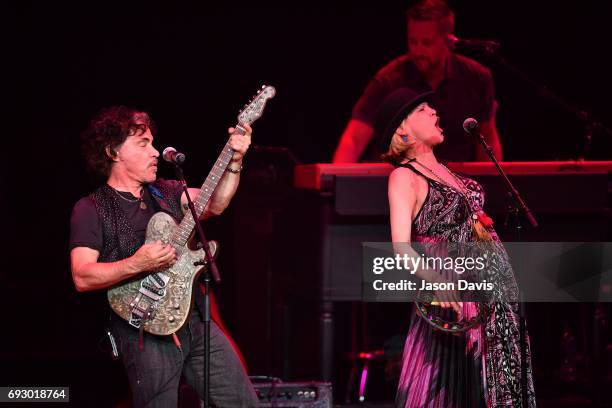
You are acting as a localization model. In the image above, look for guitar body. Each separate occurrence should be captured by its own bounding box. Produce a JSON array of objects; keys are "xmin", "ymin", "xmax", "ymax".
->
[{"xmin": 107, "ymin": 212, "xmax": 217, "ymax": 336}]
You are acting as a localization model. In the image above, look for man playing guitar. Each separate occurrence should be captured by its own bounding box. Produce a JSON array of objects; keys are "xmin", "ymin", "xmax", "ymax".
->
[{"xmin": 69, "ymin": 105, "xmax": 258, "ymax": 407}]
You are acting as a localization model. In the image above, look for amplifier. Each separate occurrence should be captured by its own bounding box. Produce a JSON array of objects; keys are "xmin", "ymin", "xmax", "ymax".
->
[{"xmin": 253, "ymin": 380, "xmax": 333, "ymax": 408}]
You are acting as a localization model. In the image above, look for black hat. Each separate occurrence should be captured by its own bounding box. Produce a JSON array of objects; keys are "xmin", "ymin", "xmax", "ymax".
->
[{"xmin": 376, "ymin": 88, "xmax": 434, "ymax": 154}]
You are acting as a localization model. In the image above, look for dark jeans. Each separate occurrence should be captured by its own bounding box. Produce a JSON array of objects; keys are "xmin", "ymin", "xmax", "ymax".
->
[{"xmin": 111, "ymin": 311, "xmax": 259, "ymax": 407}]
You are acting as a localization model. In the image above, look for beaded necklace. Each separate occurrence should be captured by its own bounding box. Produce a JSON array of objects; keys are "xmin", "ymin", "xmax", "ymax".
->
[{"xmin": 411, "ymin": 159, "xmax": 470, "ymax": 197}]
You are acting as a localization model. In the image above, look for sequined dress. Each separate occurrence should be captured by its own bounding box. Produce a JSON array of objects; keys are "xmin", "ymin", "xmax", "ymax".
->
[{"xmin": 395, "ymin": 163, "xmax": 536, "ymax": 408}]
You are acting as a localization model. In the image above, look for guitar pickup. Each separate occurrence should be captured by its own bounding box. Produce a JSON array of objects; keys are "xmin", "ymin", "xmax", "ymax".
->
[
  {"xmin": 139, "ymin": 287, "xmax": 165, "ymax": 301},
  {"xmin": 152, "ymin": 274, "xmax": 168, "ymax": 287},
  {"xmin": 142, "ymin": 281, "xmax": 164, "ymax": 296}
]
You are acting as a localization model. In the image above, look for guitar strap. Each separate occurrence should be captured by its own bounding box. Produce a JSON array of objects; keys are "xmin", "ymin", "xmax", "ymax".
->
[{"xmin": 146, "ymin": 181, "xmax": 183, "ymax": 219}]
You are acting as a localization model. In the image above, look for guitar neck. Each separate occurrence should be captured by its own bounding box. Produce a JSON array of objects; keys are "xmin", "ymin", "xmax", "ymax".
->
[{"xmin": 171, "ymin": 125, "xmax": 246, "ymax": 246}]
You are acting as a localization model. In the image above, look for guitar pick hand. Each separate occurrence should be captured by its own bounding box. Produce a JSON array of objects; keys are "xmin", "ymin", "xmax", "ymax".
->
[{"xmin": 131, "ymin": 240, "xmax": 177, "ymax": 273}]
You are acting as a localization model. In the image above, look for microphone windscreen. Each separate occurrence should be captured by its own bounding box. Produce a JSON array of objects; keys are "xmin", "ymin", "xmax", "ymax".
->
[
  {"xmin": 463, "ymin": 118, "xmax": 479, "ymax": 133},
  {"xmin": 162, "ymin": 147, "xmax": 176, "ymax": 163},
  {"xmin": 174, "ymin": 152, "xmax": 186, "ymax": 164}
]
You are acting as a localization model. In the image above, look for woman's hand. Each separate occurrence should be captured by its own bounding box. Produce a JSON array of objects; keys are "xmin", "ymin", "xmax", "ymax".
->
[{"xmin": 432, "ymin": 277, "xmax": 463, "ymax": 316}]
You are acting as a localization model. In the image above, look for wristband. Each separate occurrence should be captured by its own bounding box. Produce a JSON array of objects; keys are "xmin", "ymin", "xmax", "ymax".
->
[{"xmin": 226, "ymin": 163, "xmax": 243, "ymax": 173}]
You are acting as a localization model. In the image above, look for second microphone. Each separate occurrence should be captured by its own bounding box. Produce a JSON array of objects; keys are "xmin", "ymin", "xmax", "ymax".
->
[{"xmin": 162, "ymin": 147, "xmax": 186, "ymax": 164}]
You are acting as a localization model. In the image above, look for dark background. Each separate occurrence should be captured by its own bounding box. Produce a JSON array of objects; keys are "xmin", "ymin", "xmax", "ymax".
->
[{"xmin": 5, "ymin": 0, "xmax": 612, "ymax": 406}]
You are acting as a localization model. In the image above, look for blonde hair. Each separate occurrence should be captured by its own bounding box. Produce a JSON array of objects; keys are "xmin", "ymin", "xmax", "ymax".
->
[{"xmin": 381, "ymin": 131, "xmax": 417, "ymax": 166}]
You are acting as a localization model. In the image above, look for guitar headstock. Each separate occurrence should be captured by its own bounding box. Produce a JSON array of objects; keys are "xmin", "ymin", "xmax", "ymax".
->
[{"xmin": 237, "ymin": 85, "xmax": 276, "ymax": 126}]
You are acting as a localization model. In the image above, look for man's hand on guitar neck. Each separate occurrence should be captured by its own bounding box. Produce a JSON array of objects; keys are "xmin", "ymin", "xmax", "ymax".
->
[
  {"xmin": 200, "ymin": 124, "xmax": 253, "ymax": 216},
  {"xmin": 180, "ymin": 124, "xmax": 253, "ymax": 220},
  {"xmin": 228, "ymin": 123, "xmax": 252, "ymax": 163}
]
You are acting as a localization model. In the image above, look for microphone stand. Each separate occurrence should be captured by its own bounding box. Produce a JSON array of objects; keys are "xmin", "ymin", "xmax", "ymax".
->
[
  {"xmin": 470, "ymin": 128, "xmax": 538, "ymax": 406},
  {"xmin": 475, "ymin": 46, "xmax": 612, "ymax": 160},
  {"xmin": 172, "ymin": 163, "xmax": 221, "ymax": 408},
  {"xmin": 465, "ymin": 46, "xmax": 612, "ymax": 402}
]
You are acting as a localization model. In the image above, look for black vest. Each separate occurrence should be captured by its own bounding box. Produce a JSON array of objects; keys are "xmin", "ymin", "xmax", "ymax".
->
[{"xmin": 90, "ymin": 179, "xmax": 185, "ymax": 263}]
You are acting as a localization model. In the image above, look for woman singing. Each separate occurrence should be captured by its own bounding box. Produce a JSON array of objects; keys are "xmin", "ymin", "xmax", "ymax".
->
[{"xmin": 378, "ymin": 88, "xmax": 536, "ymax": 407}]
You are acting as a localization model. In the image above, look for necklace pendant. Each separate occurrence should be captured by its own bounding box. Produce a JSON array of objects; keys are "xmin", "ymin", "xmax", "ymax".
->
[{"xmin": 140, "ymin": 200, "xmax": 147, "ymax": 210}]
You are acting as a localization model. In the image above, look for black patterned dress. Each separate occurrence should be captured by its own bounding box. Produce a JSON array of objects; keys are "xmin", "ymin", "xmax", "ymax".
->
[{"xmin": 395, "ymin": 163, "xmax": 536, "ymax": 408}]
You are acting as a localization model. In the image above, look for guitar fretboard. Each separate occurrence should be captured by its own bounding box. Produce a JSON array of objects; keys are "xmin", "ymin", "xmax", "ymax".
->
[{"xmin": 170, "ymin": 127, "xmax": 246, "ymax": 246}]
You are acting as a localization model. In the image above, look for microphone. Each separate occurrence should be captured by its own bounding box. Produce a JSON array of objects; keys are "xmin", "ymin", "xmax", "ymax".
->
[
  {"xmin": 447, "ymin": 35, "xmax": 500, "ymax": 53},
  {"xmin": 463, "ymin": 117, "xmax": 479, "ymax": 134},
  {"xmin": 162, "ymin": 147, "xmax": 186, "ymax": 164}
]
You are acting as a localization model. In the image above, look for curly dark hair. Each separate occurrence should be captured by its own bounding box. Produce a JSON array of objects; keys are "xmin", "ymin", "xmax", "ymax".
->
[{"xmin": 81, "ymin": 105, "xmax": 156, "ymax": 178}]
